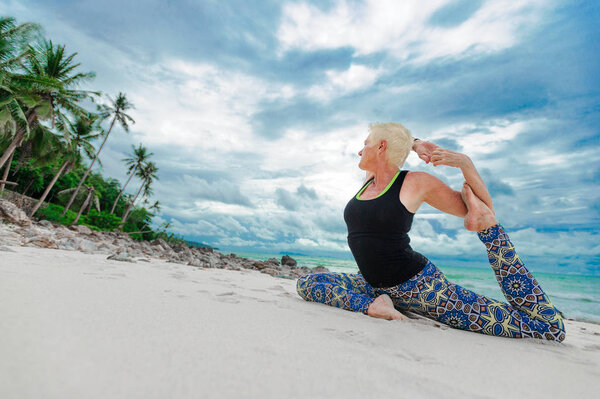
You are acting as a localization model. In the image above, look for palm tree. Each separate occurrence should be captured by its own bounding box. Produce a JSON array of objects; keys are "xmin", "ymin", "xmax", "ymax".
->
[
  {"xmin": 29, "ymin": 114, "xmax": 100, "ymax": 216},
  {"xmin": 62, "ymin": 92, "xmax": 134, "ymax": 216},
  {"xmin": 0, "ymin": 17, "xmax": 39, "ymax": 133},
  {"xmin": 125, "ymin": 200, "xmax": 161, "ymax": 235},
  {"xmin": 147, "ymin": 199, "xmax": 161, "ymax": 214},
  {"xmin": 0, "ymin": 73, "xmax": 32, "ymax": 147},
  {"xmin": 121, "ymin": 161, "xmax": 158, "ymax": 226},
  {"xmin": 3, "ymin": 116, "xmax": 65, "ymax": 194},
  {"xmin": 0, "ymin": 17, "xmax": 41, "ymax": 188},
  {"xmin": 109, "ymin": 143, "xmax": 152, "ymax": 214},
  {"xmin": 0, "ymin": 39, "xmax": 95, "ymax": 174}
]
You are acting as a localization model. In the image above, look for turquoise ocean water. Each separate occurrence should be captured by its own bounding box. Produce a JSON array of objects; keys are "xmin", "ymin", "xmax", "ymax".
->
[{"xmin": 232, "ymin": 251, "xmax": 600, "ymax": 324}]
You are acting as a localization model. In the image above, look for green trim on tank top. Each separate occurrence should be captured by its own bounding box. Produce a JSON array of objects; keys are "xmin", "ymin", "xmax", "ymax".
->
[{"xmin": 356, "ymin": 170, "xmax": 401, "ymax": 201}]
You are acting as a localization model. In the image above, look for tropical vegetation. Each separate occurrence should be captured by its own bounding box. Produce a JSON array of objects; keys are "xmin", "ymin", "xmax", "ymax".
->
[{"xmin": 0, "ymin": 16, "xmax": 180, "ymax": 243}]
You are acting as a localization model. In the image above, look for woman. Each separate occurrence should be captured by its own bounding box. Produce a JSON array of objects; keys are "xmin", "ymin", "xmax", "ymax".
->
[{"xmin": 296, "ymin": 122, "xmax": 565, "ymax": 341}]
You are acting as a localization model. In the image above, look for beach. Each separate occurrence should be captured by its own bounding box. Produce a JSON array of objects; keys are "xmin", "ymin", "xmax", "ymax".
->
[{"xmin": 1, "ymin": 244, "xmax": 599, "ymax": 399}]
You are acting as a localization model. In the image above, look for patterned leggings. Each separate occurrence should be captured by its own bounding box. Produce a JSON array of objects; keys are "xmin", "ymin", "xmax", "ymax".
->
[{"xmin": 296, "ymin": 225, "xmax": 566, "ymax": 341}]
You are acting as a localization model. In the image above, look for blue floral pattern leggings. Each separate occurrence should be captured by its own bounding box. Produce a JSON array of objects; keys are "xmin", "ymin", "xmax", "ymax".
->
[{"xmin": 296, "ymin": 224, "xmax": 566, "ymax": 341}]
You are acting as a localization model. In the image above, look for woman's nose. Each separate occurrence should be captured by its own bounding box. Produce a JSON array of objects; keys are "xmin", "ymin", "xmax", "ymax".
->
[{"xmin": 358, "ymin": 149, "xmax": 363, "ymax": 156}]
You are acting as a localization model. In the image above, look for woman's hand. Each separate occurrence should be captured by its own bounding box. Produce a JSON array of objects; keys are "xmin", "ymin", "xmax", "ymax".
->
[
  {"xmin": 430, "ymin": 148, "xmax": 470, "ymax": 169},
  {"xmin": 413, "ymin": 140, "xmax": 439, "ymax": 163}
]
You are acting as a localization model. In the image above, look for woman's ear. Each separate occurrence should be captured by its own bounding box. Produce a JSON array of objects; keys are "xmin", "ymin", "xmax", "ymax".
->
[{"xmin": 378, "ymin": 140, "xmax": 387, "ymax": 152}]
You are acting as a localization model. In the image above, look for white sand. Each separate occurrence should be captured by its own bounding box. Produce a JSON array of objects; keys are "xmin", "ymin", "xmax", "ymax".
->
[{"xmin": 1, "ymin": 246, "xmax": 599, "ymax": 399}]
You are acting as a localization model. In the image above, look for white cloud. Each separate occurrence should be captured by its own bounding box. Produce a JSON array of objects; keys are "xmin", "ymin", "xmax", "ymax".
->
[
  {"xmin": 306, "ymin": 64, "xmax": 383, "ymax": 102},
  {"xmin": 427, "ymin": 119, "xmax": 526, "ymax": 156},
  {"xmin": 278, "ymin": 0, "xmax": 548, "ymax": 63},
  {"xmin": 128, "ymin": 60, "xmax": 291, "ymax": 153}
]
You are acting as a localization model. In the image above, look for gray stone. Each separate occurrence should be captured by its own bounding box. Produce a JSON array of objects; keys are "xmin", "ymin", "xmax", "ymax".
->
[
  {"xmin": 17, "ymin": 226, "xmax": 39, "ymax": 238},
  {"xmin": 188, "ymin": 258, "xmax": 209, "ymax": 267},
  {"xmin": 0, "ymin": 200, "xmax": 31, "ymax": 226},
  {"xmin": 55, "ymin": 226, "xmax": 75, "ymax": 239},
  {"xmin": 260, "ymin": 267, "xmax": 280, "ymax": 277},
  {"xmin": 281, "ymin": 255, "xmax": 297, "ymax": 267},
  {"xmin": 77, "ymin": 239, "xmax": 97, "ymax": 253},
  {"xmin": 253, "ymin": 261, "xmax": 268, "ymax": 270},
  {"xmin": 24, "ymin": 236, "xmax": 59, "ymax": 249},
  {"xmin": 38, "ymin": 220, "xmax": 54, "ymax": 228},
  {"xmin": 71, "ymin": 225, "xmax": 93, "ymax": 235}
]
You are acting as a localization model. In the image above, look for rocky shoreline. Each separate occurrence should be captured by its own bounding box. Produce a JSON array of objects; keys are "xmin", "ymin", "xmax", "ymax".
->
[{"xmin": 0, "ymin": 199, "xmax": 329, "ymax": 279}]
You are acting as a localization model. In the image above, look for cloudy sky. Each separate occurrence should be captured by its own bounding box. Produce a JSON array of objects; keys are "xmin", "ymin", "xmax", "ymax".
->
[{"xmin": 3, "ymin": 0, "xmax": 599, "ymax": 274}]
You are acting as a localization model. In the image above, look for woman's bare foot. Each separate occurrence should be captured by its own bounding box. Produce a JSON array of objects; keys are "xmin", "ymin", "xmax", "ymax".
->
[
  {"xmin": 367, "ymin": 294, "xmax": 407, "ymax": 321},
  {"xmin": 461, "ymin": 183, "xmax": 498, "ymax": 231}
]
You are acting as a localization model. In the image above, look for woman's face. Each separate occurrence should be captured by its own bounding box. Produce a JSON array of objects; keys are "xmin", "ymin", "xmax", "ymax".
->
[{"xmin": 358, "ymin": 135, "xmax": 379, "ymax": 170}]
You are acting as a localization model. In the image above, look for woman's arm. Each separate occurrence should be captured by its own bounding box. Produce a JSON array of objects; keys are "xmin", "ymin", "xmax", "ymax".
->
[
  {"xmin": 430, "ymin": 148, "xmax": 494, "ymax": 212},
  {"xmin": 401, "ymin": 172, "xmax": 468, "ymax": 217}
]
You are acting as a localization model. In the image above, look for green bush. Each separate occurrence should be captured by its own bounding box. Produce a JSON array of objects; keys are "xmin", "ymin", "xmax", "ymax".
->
[
  {"xmin": 83, "ymin": 209, "xmax": 121, "ymax": 231},
  {"xmin": 35, "ymin": 203, "xmax": 77, "ymax": 226}
]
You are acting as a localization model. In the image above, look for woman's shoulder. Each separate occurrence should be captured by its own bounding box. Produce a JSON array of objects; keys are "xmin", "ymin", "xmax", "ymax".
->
[
  {"xmin": 402, "ymin": 170, "xmax": 447, "ymax": 193},
  {"xmin": 404, "ymin": 170, "xmax": 436, "ymax": 183}
]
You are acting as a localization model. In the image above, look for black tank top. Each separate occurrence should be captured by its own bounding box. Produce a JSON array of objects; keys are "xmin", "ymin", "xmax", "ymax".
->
[{"xmin": 343, "ymin": 170, "xmax": 428, "ymax": 288}]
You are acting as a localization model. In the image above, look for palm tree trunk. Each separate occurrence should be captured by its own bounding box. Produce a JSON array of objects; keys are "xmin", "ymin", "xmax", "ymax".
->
[
  {"xmin": 62, "ymin": 115, "xmax": 117, "ymax": 216},
  {"xmin": 0, "ymin": 151, "xmax": 14, "ymax": 191},
  {"xmin": 71, "ymin": 186, "xmax": 94, "ymax": 226},
  {"xmin": 0, "ymin": 109, "xmax": 36, "ymax": 170},
  {"xmin": 120, "ymin": 180, "xmax": 145, "ymax": 226},
  {"xmin": 22, "ymin": 180, "xmax": 33, "ymax": 196},
  {"xmin": 13, "ymin": 141, "xmax": 29, "ymax": 174},
  {"xmin": 110, "ymin": 165, "xmax": 137, "ymax": 214},
  {"xmin": 85, "ymin": 195, "xmax": 94, "ymax": 214},
  {"xmin": 29, "ymin": 159, "xmax": 69, "ymax": 217},
  {"xmin": 0, "ymin": 129, "xmax": 26, "ymax": 170}
]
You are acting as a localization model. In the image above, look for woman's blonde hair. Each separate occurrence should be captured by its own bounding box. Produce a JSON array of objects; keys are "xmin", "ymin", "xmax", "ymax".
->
[{"xmin": 368, "ymin": 122, "xmax": 413, "ymax": 167}]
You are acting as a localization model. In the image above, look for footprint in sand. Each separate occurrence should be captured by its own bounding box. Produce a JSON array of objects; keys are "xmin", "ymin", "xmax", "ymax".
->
[
  {"xmin": 253, "ymin": 298, "xmax": 278, "ymax": 304},
  {"xmin": 277, "ymin": 292, "xmax": 295, "ymax": 298},
  {"xmin": 215, "ymin": 291, "xmax": 240, "ymax": 304},
  {"xmin": 250, "ymin": 288, "xmax": 268, "ymax": 293},
  {"xmin": 96, "ymin": 276, "xmax": 120, "ymax": 280},
  {"xmin": 170, "ymin": 272, "xmax": 187, "ymax": 280}
]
